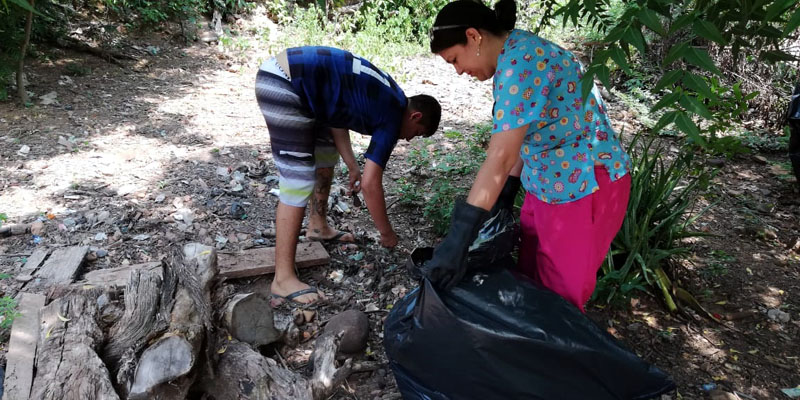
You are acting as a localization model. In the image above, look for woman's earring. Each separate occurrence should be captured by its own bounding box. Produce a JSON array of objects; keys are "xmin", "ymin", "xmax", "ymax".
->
[
  {"xmin": 476, "ymin": 36, "xmax": 482, "ymax": 57},
  {"xmin": 477, "ymin": 46, "xmax": 481, "ymax": 57}
]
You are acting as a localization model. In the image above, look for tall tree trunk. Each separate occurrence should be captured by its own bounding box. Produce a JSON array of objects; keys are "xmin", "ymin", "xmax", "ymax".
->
[{"xmin": 17, "ymin": 0, "xmax": 34, "ymax": 105}]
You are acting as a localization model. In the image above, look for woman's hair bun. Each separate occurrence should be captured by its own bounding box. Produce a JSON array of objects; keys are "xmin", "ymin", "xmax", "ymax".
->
[{"xmin": 494, "ymin": 0, "xmax": 517, "ymax": 31}]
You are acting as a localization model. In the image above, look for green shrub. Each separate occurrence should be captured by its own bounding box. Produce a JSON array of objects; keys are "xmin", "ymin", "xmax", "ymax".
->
[{"xmin": 594, "ymin": 134, "xmax": 716, "ymax": 307}]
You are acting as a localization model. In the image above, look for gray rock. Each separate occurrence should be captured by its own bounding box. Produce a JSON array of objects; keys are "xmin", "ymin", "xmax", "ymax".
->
[
  {"xmin": 324, "ymin": 309, "xmax": 369, "ymax": 355},
  {"xmin": 767, "ymin": 308, "xmax": 790, "ymax": 323}
]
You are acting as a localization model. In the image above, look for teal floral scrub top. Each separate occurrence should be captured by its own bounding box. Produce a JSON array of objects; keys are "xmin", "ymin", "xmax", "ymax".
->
[{"xmin": 493, "ymin": 30, "xmax": 631, "ymax": 204}]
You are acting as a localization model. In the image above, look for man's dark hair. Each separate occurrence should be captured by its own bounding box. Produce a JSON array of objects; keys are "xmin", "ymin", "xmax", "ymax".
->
[
  {"xmin": 409, "ymin": 94, "xmax": 442, "ymax": 137},
  {"xmin": 430, "ymin": 0, "xmax": 517, "ymax": 53}
]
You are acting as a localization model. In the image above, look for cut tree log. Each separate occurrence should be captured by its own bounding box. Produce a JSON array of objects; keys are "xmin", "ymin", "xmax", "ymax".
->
[
  {"xmin": 81, "ymin": 261, "xmax": 162, "ymax": 289},
  {"xmin": 127, "ymin": 243, "xmax": 217, "ymax": 400},
  {"xmin": 0, "ymin": 223, "xmax": 30, "ymax": 237},
  {"xmin": 223, "ymin": 292, "xmax": 280, "ymax": 347},
  {"xmin": 200, "ymin": 340, "xmax": 312, "ymax": 400},
  {"xmin": 31, "ymin": 289, "xmax": 119, "ymax": 399},
  {"xmin": 3, "ymin": 293, "xmax": 46, "ymax": 400},
  {"xmin": 103, "ymin": 266, "xmax": 170, "ymax": 376},
  {"xmin": 218, "ymin": 242, "xmax": 329, "ymax": 279}
]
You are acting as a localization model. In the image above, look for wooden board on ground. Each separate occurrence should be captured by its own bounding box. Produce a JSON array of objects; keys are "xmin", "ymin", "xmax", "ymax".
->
[
  {"xmin": 20, "ymin": 248, "xmax": 49, "ymax": 274},
  {"xmin": 81, "ymin": 262, "xmax": 162, "ymax": 289},
  {"xmin": 34, "ymin": 246, "xmax": 89, "ymax": 285},
  {"xmin": 218, "ymin": 242, "xmax": 329, "ymax": 279},
  {"xmin": 3, "ymin": 292, "xmax": 46, "ymax": 400}
]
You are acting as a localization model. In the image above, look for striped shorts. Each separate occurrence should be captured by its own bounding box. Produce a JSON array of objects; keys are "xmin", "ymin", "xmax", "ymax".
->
[{"xmin": 255, "ymin": 58, "xmax": 338, "ymax": 207}]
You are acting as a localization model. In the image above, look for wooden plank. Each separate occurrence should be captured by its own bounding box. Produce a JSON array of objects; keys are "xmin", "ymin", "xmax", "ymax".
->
[
  {"xmin": 3, "ymin": 292, "xmax": 46, "ymax": 400},
  {"xmin": 34, "ymin": 246, "xmax": 89, "ymax": 284},
  {"xmin": 81, "ymin": 262, "xmax": 163, "ymax": 289},
  {"xmin": 218, "ymin": 242, "xmax": 329, "ymax": 279},
  {"xmin": 20, "ymin": 248, "xmax": 49, "ymax": 274}
]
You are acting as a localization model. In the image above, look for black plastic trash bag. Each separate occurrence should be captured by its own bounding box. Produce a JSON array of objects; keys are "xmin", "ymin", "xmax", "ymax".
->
[
  {"xmin": 386, "ymin": 226, "xmax": 676, "ymax": 400},
  {"xmin": 385, "ymin": 259, "xmax": 675, "ymax": 399}
]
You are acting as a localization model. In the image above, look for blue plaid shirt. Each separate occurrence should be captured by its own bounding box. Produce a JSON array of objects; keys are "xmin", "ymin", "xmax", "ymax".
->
[{"xmin": 287, "ymin": 46, "xmax": 407, "ymax": 169}]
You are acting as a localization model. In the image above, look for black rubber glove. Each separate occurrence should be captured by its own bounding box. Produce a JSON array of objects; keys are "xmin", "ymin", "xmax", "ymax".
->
[
  {"xmin": 489, "ymin": 175, "xmax": 521, "ymax": 216},
  {"xmin": 422, "ymin": 200, "xmax": 489, "ymax": 290}
]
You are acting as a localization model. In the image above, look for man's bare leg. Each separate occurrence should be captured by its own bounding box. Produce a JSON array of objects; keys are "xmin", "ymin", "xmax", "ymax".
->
[
  {"xmin": 307, "ymin": 166, "xmax": 355, "ymax": 242},
  {"xmin": 271, "ymin": 201, "xmax": 320, "ymax": 303}
]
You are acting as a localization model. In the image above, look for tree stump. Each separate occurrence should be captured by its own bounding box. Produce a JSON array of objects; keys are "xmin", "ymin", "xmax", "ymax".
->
[
  {"xmin": 31, "ymin": 290, "xmax": 119, "ymax": 399},
  {"xmin": 224, "ymin": 292, "xmax": 280, "ymax": 347},
  {"xmin": 127, "ymin": 243, "xmax": 217, "ymax": 399}
]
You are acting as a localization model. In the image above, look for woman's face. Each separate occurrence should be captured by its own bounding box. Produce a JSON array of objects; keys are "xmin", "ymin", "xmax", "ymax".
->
[{"xmin": 436, "ymin": 28, "xmax": 493, "ymax": 81}]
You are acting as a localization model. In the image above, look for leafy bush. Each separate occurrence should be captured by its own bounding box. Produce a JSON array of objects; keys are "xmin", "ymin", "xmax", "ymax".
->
[{"xmin": 594, "ymin": 134, "xmax": 716, "ymax": 307}]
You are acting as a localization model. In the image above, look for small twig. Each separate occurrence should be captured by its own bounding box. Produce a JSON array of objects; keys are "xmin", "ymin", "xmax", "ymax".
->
[{"xmin": 0, "ymin": 253, "xmax": 31, "ymax": 257}]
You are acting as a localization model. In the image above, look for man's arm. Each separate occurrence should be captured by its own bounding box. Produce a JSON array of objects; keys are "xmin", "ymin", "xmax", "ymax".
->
[
  {"xmin": 362, "ymin": 159, "xmax": 397, "ymax": 248},
  {"xmin": 330, "ymin": 128, "xmax": 361, "ymax": 194}
]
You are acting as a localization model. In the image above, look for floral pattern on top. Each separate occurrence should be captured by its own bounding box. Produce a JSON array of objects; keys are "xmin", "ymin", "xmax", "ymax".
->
[{"xmin": 493, "ymin": 30, "xmax": 631, "ymax": 204}]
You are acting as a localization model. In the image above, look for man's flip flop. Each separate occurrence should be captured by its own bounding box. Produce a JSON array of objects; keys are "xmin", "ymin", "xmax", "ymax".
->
[
  {"xmin": 306, "ymin": 230, "xmax": 354, "ymax": 243},
  {"xmin": 270, "ymin": 286, "xmax": 321, "ymax": 308}
]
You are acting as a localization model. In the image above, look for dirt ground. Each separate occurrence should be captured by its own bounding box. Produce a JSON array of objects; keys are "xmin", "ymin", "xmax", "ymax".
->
[{"xmin": 0, "ymin": 15, "xmax": 799, "ymax": 400}]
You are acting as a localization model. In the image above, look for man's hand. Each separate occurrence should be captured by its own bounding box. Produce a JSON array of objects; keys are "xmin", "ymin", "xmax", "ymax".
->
[
  {"xmin": 348, "ymin": 169, "xmax": 362, "ymax": 195},
  {"xmin": 380, "ymin": 229, "xmax": 398, "ymax": 248}
]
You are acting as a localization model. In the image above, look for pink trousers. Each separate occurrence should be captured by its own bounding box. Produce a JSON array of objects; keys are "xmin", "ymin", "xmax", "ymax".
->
[{"xmin": 518, "ymin": 166, "xmax": 631, "ymax": 312}]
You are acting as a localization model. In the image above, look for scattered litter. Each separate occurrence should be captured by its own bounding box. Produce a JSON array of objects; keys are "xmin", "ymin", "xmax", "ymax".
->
[
  {"xmin": 230, "ymin": 201, "xmax": 247, "ymax": 219},
  {"xmin": 216, "ymin": 166, "xmax": 230, "ymax": 179},
  {"xmin": 334, "ymin": 201, "xmax": 350, "ymax": 213},
  {"xmin": 229, "ymin": 181, "xmax": 244, "ymax": 192},
  {"xmin": 268, "ymin": 188, "xmax": 280, "ymax": 197},
  {"xmin": 95, "ymin": 249, "xmax": 108, "ymax": 258},
  {"xmin": 264, "ymin": 175, "xmax": 279, "ymax": 185},
  {"xmin": 31, "ymin": 235, "xmax": 42, "ymax": 245},
  {"xmin": 155, "ymin": 193, "xmax": 166, "ymax": 203},
  {"xmin": 472, "ymin": 273, "xmax": 488, "ymax": 286},
  {"xmin": 17, "ymin": 145, "xmax": 30, "ymax": 156},
  {"xmin": 172, "ymin": 208, "xmax": 195, "ymax": 224},
  {"xmin": 63, "ymin": 218, "xmax": 76, "ymax": 228},
  {"xmin": 231, "ymin": 170, "xmax": 246, "ymax": 182},
  {"xmin": 95, "ymin": 232, "xmax": 107, "ymax": 241},
  {"xmin": 57, "ymin": 136, "xmax": 73, "ymax": 150},
  {"xmin": 349, "ymin": 252, "xmax": 364, "ymax": 261},
  {"xmin": 701, "ymin": 383, "xmax": 717, "ymax": 391},
  {"xmin": 40, "ymin": 91, "xmax": 58, "ymax": 105},
  {"xmin": 781, "ymin": 387, "xmax": 800, "ymax": 398},
  {"xmin": 132, "ymin": 234, "xmax": 150, "ymax": 241},
  {"xmin": 365, "ymin": 303, "xmax": 379, "ymax": 312},
  {"xmin": 328, "ymin": 269, "xmax": 344, "ymax": 283}
]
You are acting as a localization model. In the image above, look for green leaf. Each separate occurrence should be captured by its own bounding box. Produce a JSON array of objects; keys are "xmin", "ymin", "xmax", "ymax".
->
[
  {"xmin": 636, "ymin": 8, "xmax": 667, "ymax": 36},
  {"xmin": 653, "ymin": 110, "xmax": 680, "ymax": 133},
  {"xmin": 684, "ymin": 47, "xmax": 722, "ymax": 76},
  {"xmin": 759, "ymin": 49, "xmax": 797, "ymax": 62},
  {"xmin": 668, "ymin": 14, "xmax": 695, "ymax": 34},
  {"xmin": 622, "ymin": 26, "xmax": 646, "ymax": 54},
  {"xmin": 604, "ymin": 24, "xmax": 628, "ymax": 42},
  {"xmin": 682, "ymin": 73, "xmax": 715, "ymax": 99},
  {"xmin": 608, "ymin": 45, "xmax": 631, "ymax": 73},
  {"xmin": 783, "ymin": 8, "xmax": 800, "ymax": 37},
  {"xmin": 651, "ymin": 91, "xmax": 681, "ymax": 112},
  {"xmin": 595, "ymin": 64, "xmax": 610, "ymax": 89},
  {"xmin": 678, "ymin": 94, "xmax": 713, "ymax": 119},
  {"xmin": 654, "ymin": 70, "xmax": 684, "ymax": 92},
  {"xmin": 674, "ymin": 112, "xmax": 706, "ymax": 145},
  {"xmin": 580, "ymin": 70, "xmax": 595, "ymax": 104},
  {"xmin": 692, "ymin": 20, "xmax": 727, "ymax": 45},
  {"xmin": 7, "ymin": 0, "xmax": 41, "ymax": 15},
  {"xmin": 664, "ymin": 42, "xmax": 689, "ymax": 65},
  {"xmin": 765, "ymin": 0, "xmax": 795, "ymax": 20}
]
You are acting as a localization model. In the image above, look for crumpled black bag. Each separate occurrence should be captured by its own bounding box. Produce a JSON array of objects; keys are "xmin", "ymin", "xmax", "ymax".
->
[{"xmin": 384, "ymin": 211, "xmax": 675, "ymax": 400}]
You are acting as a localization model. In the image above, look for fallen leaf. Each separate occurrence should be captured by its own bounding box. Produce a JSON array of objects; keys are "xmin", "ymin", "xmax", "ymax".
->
[{"xmin": 57, "ymin": 312, "xmax": 71, "ymax": 322}]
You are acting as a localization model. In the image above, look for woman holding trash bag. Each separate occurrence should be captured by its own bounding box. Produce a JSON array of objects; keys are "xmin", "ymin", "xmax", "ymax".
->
[{"xmin": 423, "ymin": 0, "xmax": 632, "ymax": 312}]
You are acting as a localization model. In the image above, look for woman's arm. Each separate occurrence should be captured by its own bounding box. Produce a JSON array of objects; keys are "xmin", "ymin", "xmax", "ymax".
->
[{"xmin": 466, "ymin": 125, "xmax": 527, "ymax": 210}]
